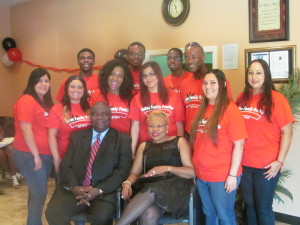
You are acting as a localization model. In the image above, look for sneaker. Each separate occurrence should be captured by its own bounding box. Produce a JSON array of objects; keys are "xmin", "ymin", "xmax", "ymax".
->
[
  {"xmin": 11, "ymin": 175, "xmax": 21, "ymax": 189},
  {"xmin": 15, "ymin": 172, "xmax": 24, "ymax": 181}
]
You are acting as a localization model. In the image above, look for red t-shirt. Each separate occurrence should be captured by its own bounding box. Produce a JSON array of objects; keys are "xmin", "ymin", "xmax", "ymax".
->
[
  {"xmin": 130, "ymin": 69, "xmax": 140, "ymax": 91},
  {"xmin": 56, "ymin": 74, "xmax": 99, "ymax": 101},
  {"xmin": 13, "ymin": 95, "xmax": 51, "ymax": 155},
  {"xmin": 129, "ymin": 91, "xmax": 185, "ymax": 143},
  {"xmin": 47, "ymin": 103, "xmax": 91, "ymax": 158},
  {"xmin": 180, "ymin": 75, "xmax": 233, "ymax": 133},
  {"xmin": 89, "ymin": 89, "xmax": 131, "ymax": 134},
  {"xmin": 236, "ymin": 90, "xmax": 294, "ymax": 168},
  {"xmin": 164, "ymin": 71, "xmax": 192, "ymax": 93},
  {"xmin": 192, "ymin": 102, "xmax": 247, "ymax": 182}
]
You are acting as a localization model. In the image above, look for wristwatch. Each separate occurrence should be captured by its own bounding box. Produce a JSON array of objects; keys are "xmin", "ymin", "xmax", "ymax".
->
[{"xmin": 98, "ymin": 188, "xmax": 103, "ymax": 195}]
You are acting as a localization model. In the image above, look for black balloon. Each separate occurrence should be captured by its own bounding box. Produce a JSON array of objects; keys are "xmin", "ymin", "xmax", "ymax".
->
[
  {"xmin": 2, "ymin": 37, "xmax": 17, "ymax": 51},
  {"xmin": 114, "ymin": 49, "xmax": 128, "ymax": 63}
]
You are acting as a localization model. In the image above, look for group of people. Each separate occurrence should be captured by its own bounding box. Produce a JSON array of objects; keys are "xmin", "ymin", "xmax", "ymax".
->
[{"xmin": 10, "ymin": 41, "xmax": 294, "ymax": 225}]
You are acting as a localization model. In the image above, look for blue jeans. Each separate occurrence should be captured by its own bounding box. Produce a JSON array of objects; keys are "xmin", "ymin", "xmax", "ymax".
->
[
  {"xmin": 196, "ymin": 176, "xmax": 241, "ymax": 225},
  {"xmin": 13, "ymin": 149, "xmax": 53, "ymax": 225},
  {"xmin": 240, "ymin": 166, "xmax": 280, "ymax": 225}
]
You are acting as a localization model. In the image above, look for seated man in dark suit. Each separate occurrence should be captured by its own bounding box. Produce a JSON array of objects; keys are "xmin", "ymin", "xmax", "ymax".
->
[{"xmin": 46, "ymin": 101, "xmax": 132, "ymax": 225}]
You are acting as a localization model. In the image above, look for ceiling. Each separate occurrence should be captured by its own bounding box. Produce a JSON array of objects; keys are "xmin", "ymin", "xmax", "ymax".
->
[{"xmin": 0, "ymin": 0, "xmax": 31, "ymax": 7}]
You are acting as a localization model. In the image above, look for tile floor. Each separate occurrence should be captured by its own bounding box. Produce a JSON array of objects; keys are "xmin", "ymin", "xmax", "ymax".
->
[{"xmin": 0, "ymin": 176, "xmax": 290, "ymax": 225}]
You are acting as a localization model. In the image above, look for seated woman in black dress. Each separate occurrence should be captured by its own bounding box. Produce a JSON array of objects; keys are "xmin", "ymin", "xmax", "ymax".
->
[{"xmin": 116, "ymin": 110, "xmax": 195, "ymax": 225}]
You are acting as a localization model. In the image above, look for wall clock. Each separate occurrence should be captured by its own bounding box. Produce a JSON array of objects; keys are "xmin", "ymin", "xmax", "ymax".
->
[{"xmin": 162, "ymin": 0, "xmax": 190, "ymax": 26}]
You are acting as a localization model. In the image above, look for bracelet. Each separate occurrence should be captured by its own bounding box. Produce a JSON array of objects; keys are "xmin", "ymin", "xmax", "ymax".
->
[
  {"xmin": 168, "ymin": 166, "xmax": 171, "ymax": 172},
  {"xmin": 276, "ymin": 160, "xmax": 284, "ymax": 167},
  {"xmin": 228, "ymin": 174, "xmax": 237, "ymax": 178},
  {"xmin": 122, "ymin": 180, "xmax": 132, "ymax": 187}
]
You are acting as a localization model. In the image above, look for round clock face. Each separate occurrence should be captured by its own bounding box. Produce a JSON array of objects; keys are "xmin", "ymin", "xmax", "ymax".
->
[
  {"xmin": 168, "ymin": 0, "xmax": 183, "ymax": 18},
  {"xmin": 162, "ymin": 0, "xmax": 190, "ymax": 26}
]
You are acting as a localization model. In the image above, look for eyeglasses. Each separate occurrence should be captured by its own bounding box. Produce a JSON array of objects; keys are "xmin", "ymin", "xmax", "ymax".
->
[
  {"xmin": 142, "ymin": 72, "xmax": 156, "ymax": 79},
  {"xmin": 128, "ymin": 52, "xmax": 145, "ymax": 57},
  {"xmin": 167, "ymin": 57, "xmax": 182, "ymax": 62}
]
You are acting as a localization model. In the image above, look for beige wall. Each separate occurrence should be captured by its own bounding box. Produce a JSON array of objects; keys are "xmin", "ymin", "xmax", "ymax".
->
[
  {"xmin": 1, "ymin": 0, "xmax": 300, "ymax": 218},
  {"xmin": 0, "ymin": 6, "xmax": 14, "ymax": 116}
]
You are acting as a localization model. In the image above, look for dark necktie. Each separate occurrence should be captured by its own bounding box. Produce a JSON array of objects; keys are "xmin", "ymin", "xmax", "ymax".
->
[{"xmin": 82, "ymin": 133, "xmax": 101, "ymax": 187}]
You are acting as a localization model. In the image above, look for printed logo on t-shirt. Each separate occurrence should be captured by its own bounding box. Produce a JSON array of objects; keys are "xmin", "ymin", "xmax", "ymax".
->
[
  {"xmin": 140, "ymin": 104, "xmax": 174, "ymax": 116},
  {"xmin": 169, "ymin": 86, "xmax": 180, "ymax": 93},
  {"xmin": 196, "ymin": 118, "xmax": 221, "ymax": 133},
  {"xmin": 239, "ymin": 106, "xmax": 264, "ymax": 120},
  {"xmin": 67, "ymin": 115, "xmax": 91, "ymax": 128},
  {"xmin": 134, "ymin": 83, "xmax": 140, "ymax": 90},
  {"xmin": 185, "ymin": 93, "xmax": 202, "ymax": 108},
  {"xmin": 111, "ymin": 106, "xmax": 129, "ymax": 119}
]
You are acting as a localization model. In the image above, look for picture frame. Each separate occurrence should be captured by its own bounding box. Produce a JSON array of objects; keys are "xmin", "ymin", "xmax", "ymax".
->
[
  {"xmin": 249, "ymin": 0, "xmax": 289, "ymax": 43},
  {"xmin": 245, "ymin": 45, "xmax": 296, "ymax": 83},
  {"xmin": 145, "ymin": 46, "xmax": 218, "ymax": 77}
]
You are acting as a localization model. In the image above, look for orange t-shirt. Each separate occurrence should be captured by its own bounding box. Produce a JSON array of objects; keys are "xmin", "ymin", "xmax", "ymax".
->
[
  {"xmin": 47, "ymin": 103, "xmax": 91, "ymax": 158},
  {"xmin": 192, "ymin": 102, "xmax": 247, "ymax": 182},
  {"xmin": 180, "ymin": 75, "xmax": 233, "ymax": 133},
  {"xmin": 164, "ymin": 71, "xmax": 192, "ymax": 93},
  {"xmin": 236, "ymin": 90, "xmax": 294, "ymax": 168},
  {"xmin": 89, "ymin": 89, "xmax": 131, "ymax": 134},
  {"xmin": 56, "ymin": 74, "xmax": 99, "ymax": 101},
  {"xmin": 13, "ymin": 95, "xmax": 51, "ymax": 155},
  {"xmin": 129, "ymin": 91, "xmax": 185, "ymax": 143}
]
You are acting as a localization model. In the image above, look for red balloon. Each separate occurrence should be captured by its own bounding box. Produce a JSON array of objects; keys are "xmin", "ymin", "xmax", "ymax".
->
[{"xmin": 7, "ymin": 48, "xmax": 22, "ymax": 62}]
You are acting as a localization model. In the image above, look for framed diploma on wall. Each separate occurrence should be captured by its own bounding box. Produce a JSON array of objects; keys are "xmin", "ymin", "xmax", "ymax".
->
[
  {"xmin": 249, "ymin": 0, "xmax": 289, "ymax": 43},
  {"xmin": 245, "ymin": 45, "xmax": 296, "ymax": 82}
]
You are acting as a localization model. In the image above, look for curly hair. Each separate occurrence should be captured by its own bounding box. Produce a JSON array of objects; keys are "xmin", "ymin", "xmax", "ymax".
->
[
  {"xmin": 61, "ymin": 75, "xmax": 90, "ymax": 122},
  {"xmin": 236, "ymin": 59, "xmax": 275, "ymax": 121},
  {"xmin": 99, "ymin": 59, "xmax": 134, "ymax": 104},
  {"xmin": 23, "ymin": 68, "xmax": 53, "ymax": 111},
  {"xmin": 139, "ymin": 61, "xmax": 169, "ymax": 106},
  {"xmin": 190, "ymin": 69, "xmax": 230, "ymax": 146}
]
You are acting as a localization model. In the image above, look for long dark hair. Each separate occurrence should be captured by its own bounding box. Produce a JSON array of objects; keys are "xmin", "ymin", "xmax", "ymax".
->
[
  {"xmin": 23, "ymin": 68, "xmax": 53, "ymax": 111},
  {"xmin": 61, "ymin": 75, "xmax": 90, "ymax": 122},
  {"xmin": 99, "ymin": 59, "xmax": 133, "ymax": 104},
  {"xmin": 236, "ymin": 59, "xmax": 275, "ymax": 121},
  {"xmin": 190, "ymin": 69, "xmax": 230, "ymax": 146},
  {"xmin": 139, "ymin": 61, "xmax": 169, "ymax": 106}
]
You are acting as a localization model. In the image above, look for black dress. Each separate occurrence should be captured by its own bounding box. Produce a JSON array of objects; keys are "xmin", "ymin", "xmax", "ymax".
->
[{"xmin": 138, "ymin": 136, "xmax": 194, "ymax": 218}]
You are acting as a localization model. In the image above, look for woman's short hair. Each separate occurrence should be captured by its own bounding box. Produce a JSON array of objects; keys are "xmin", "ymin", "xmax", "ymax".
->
[{"xmin": 147, "ymin": 110, "xmax": 169, "ymax": 125}]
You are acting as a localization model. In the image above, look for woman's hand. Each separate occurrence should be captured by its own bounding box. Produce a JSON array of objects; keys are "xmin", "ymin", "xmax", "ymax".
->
[
  {"xmin": 264, "ymin": 161, "xmax": 281, "ymax": 180},
  {"xmin": 53, "ymin": 156, "xmax": 62, "ymax": 173},
  {"xmin": 144, "ymin": 166, "xmax": 170, "ymax": 177},
  {"xmin": 224, "ymin": 176, "xmax": 237, "ymax": 193},
  {"xmin": 121, "ymin": 183, "xmax": 133, "ymax": 201},
  {"xmin": 33, "ymin": 154, "xmax": 42, "ymax": 171}
]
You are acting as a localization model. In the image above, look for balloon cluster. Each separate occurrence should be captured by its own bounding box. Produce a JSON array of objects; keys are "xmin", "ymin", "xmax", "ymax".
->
[{"xmin": 1, "ymin": 37, "xmax": 23, "ymax": 66}]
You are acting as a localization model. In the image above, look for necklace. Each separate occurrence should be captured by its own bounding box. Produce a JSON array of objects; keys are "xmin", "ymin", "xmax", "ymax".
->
[{"xmin": 170, "ymin": 70, "xmax": 185, "ymax": 92}]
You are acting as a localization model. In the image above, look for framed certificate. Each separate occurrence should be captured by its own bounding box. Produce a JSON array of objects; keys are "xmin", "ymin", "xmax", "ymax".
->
[
  {"xmin": 249, "ymin": 0, "xmax": 289, "ymax": 43},
  {"xmin": 245, "ymin": 45, "xmax": 296, "ymax": 82}
]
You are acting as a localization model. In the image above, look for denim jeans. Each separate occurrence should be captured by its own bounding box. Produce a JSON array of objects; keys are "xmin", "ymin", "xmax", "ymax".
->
[
  {"xmin": 240, "ymin": 166, "xmax": 280, "ymax": 225},
  {"xmin": 13, "ymin": 149, "xmax": 53, "ymax": 225},
  {"xmin": 196, "ymin": 176, "xmax": 241, "ymax": 225}
]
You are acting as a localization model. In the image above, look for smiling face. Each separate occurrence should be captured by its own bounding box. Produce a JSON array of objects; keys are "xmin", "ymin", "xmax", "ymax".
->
[
  {"xmin": 35, "ymin": 74, "xmax": 50, "ymax": 100},
  {"xmin": 90, "ymin": 102, "xmax": 111, "ymax": 133},
  {"xmin": 167, "ymin": 50, "xmax": 182, "ymax": 72},
  {"xmin": 184, "ymin": 46, "xmax": 205, "ymax": 73},
  {"xmin": 203, "ymin": 73, "xmax": 219, "ymax": 105},
  {"xmin": 68, "ymin": 79, "xmax": 84, "ymax": 103},
  {"xmin": 108, "ymin": 66, "xmax": 124, "ymax": 95},
  {"xmin": 78, "ymin": 51, "xmax": 95, "ymax": 73},
  {"xmin": 142, "ymin": 66, "xmax": 158, "ymax": 92},
  {"xmin": 247, "ymin": 62, "xmax": 265, "ymax": 94},
  {"xmin": 147, "ymin": 115, "xmax": 169, "ymax": 143}
]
